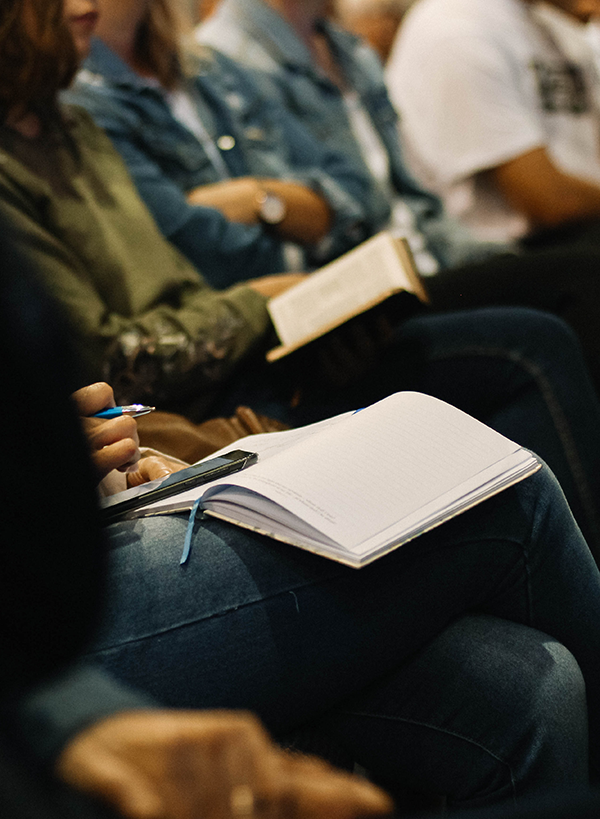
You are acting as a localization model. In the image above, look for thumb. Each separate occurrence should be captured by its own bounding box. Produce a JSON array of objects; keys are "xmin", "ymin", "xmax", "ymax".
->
[{"xmin": 127, "ymin": 457, "xmax": 175, "ymax": 486}]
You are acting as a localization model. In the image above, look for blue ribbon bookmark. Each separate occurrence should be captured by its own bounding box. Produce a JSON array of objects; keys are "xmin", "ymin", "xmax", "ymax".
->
[{"xmin": 180, "ymin": 498, "xmax": 203, "ymax": 565}]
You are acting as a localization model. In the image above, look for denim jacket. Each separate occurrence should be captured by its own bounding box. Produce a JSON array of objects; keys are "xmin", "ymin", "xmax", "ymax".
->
[
  {"xmin": 199, "ymin": 0, "xmax": 506, "ymax": 270},
  {"xmin": 63, "ymin": 39, "xmax": 372, "ymax": 287}
]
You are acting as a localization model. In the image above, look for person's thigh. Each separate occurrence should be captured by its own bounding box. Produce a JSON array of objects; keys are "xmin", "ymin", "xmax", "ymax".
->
[
  {"xmin": 89, "ymin": 466, "xmax": 600, "ymax": 742},
  {"xmin": 320, "ymin": 616, "xmax": 587, "ymax": 808}
]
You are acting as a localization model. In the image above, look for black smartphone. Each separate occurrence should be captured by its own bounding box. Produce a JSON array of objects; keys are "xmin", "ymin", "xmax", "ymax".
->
[{"xmin": 100, "ymin": 449, "xmax": 257, "ymax": 522}]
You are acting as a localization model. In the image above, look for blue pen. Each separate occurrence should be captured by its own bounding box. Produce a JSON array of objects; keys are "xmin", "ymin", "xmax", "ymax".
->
[{"xmin": 93, "ymin": 404, "xmax": 156, "ymax": 419}]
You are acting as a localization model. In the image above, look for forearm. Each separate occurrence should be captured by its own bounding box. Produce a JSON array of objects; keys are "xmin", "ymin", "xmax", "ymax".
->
[
  {"xmin": 491, "ymin": 148, "xmax": 600, "ymax": 229},
  {"xmin": 187, "ymin": 177, "xmax": 332, "ymax": 244},
  {"xmin": 100, "ymin": 286, "xmax": 270, "ymax": 407},
  {"xmin": 259, "ymin": 179, "xmax": 333, "ymax": 244}
]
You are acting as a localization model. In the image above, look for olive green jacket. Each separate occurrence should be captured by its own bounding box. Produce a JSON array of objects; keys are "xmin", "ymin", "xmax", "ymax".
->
[{"xmin": 0, "ymin": 106, "xmax": 270, "ymax": 410}]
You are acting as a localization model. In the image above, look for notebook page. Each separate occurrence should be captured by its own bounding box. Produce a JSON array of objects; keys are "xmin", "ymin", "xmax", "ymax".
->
[
  {"xmin": 268, "ymin": 232, "xmax": 413, "ymax": 346},
  {"xmin": 137, "ymin": 412, "xmax": 352, "ymax": 513},
  {"xmin": 202, "ymin": 392, "xmax": 523, "ymax": 549}
]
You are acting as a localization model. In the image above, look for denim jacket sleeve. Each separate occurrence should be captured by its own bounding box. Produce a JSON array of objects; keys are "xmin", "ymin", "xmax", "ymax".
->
[
  {"xmin": 65, "ymin": 83, "xmax": 288, "ymax": 288},
  {"xmin": 65, "ymin": 45, "xmax": 375, "ymax": 275},
  {"xmin": 237, "ymin": 85, "xmax": 373, "ymax": 261},
  {"xmin": 228, "ymin": 62, "xmax": 392, "ymax": 247},
  {"xmin": 205, "ymin": 48, "xmax": 374, "ymax": 258}
]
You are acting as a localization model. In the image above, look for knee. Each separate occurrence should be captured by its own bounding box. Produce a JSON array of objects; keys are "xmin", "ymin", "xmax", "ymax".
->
[
  {"xmin": 535, "ymin": 638, "xmax": 586, "ymax": 725},
  {"xmin": 431, "ymin": 616, "xmax": 589, "ymax": 806},
  {"xmin": 505, "ymin": 308, "xmax": 584, "ymax": 366},
  {"xmin": 452, "ymin": 616, "xmax": 588, "ymax": 784}
]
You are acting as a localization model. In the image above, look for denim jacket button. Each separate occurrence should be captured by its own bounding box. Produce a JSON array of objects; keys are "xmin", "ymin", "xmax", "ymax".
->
[{"xmin": 217, "ymin": 135, "xmax": 236, "ymax": 151}]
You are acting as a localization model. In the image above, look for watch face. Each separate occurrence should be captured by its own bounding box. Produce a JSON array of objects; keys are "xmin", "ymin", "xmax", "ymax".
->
[{"xmin": 258, "ymin": 192, "xmax": 287, "ymax": 225}]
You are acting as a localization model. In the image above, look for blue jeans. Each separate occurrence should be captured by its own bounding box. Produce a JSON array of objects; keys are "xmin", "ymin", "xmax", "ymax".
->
[
  {"xmin": 90, "ymin": 465, "xmax": 600, "ymax": 810},
  {"xmin": 213, "ymin": 306, "xmax": 600, "ymax": 560}
]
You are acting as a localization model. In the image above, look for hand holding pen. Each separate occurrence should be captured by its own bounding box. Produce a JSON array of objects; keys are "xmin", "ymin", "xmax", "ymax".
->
[
  {"xmin": 72, "ymin": 383, "xmax": 177, "ymax": 488},
  {"xmin": 72, "ymin": 383, "xmax": 144, "ymax": 479}
]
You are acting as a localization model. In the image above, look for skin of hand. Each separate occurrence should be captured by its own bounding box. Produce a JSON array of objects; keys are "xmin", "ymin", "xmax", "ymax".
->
[
  {"xmin": 72, "ymin": 382, "xmax": 141, "ymax": 479},
  {"xmin": 56, "ymin": 709, "xmax": 394, "ymax": 819},
  {"xmin": 72, "ymin": 383, "xmax": 182, "ymax": 487},
  {"xmin": 543, "ymin": 0, "xmax": 600, "ymax": 23},
  {"xmin": 247, "ymin": 272, "xmax": 307, "ymax": 299},
  {"xmin": 126, "ymin": 455, "xmax": 184, "ymax": 487},
  {"xmin": 187, "ymin": 178, "xmax": 266, "ymax": 225}
]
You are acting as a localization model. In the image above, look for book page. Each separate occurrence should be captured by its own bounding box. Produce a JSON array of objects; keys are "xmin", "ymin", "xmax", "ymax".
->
[
  {"xmin": 202, "ymin": 392, "xmax": 525, "ymax": 551},
  {"xmin": 268, "ymin": 232, "xmax": 415, "ymax": 347}
]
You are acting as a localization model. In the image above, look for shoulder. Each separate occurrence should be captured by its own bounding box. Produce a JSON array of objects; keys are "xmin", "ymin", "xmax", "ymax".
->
[
  {"xmin": 197, "ymin": 12, "xmax": 281, "ymax": 74},
  {"xmin": 62, "ymin": 104, "xmax": 122, "ymax": 153},
  {"xmin": 394, "ymin": 0, "xmax": 534, "ymax": 84},
  {"xmin": 400, "ymin": 0, "xmax": 525, "ymax": 48},
  {"xmin": 64, "ymin": 69, "xmax": 152, "ymax": 135}
]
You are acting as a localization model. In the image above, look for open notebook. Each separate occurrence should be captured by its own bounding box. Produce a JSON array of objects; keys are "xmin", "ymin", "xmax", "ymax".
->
[{"xmin": 127, "ymin": 392, "xmax": 540, "ymax": 568}]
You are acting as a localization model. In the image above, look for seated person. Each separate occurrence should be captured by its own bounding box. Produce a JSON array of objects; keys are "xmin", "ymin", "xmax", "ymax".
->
[
  {"xmin": 197, "ymin": 0, "xmax": 600, "ymax": 401},
  {"xmin": 0, "ymin": 234, "xmax": 392, "ymax": 819},
  {"xmin": 4, "ymin": 0, "xmax": 600, "ymax": 563},
  {"xmin": 197, "ymin": 0, "xmax": 503, "ymax": 274},
  {"xmin": 0, "ymin": 197, "xmax": 598, "ymax": 819},
  {"xmin": 63, "ymin": 0, "xmax": 375, "ymax": 289},
  {"xmin": 4, "ymin": 260, "xmax": 599, "ymax": 815},
  {"xmin": 386, "ymin": 0, "xmax": 600, "ymax": 247}
]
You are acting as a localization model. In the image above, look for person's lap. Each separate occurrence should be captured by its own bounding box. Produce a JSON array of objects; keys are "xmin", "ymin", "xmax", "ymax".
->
[
  {"xmin": 427, "ymin": 225, "xmax": 600, "ymax": 393},
  {"xmin": 88, "ymin": 466, "xmax": 600, "ymax": 798}
]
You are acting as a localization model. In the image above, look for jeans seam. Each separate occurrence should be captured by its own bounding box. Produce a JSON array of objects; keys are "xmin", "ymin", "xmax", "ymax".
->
[
  {"xmin": 432, "ymin": 344, "xmax": 600, "ymax": 548},
  {"xmin": 88, "ymin": 575, "xmax": 341, "ymax": 651},
  {"xmin": 338, "ymin": 710, "xmax": 517, "ymax": 803}
]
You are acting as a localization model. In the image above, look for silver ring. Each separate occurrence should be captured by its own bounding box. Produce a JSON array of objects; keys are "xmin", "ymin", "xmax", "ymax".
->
[{"xmin": 230, "ymin": 785, "xmax": 255, "ymax": 817}]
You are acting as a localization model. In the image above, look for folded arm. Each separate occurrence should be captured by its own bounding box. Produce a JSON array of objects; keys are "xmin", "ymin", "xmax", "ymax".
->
[
  {"xmin": 490, "ymin": 146, "xmax": 600, "ymax": 229},
  {"xmin": 186, "ymin": 176, "xmax": 333, "ymax": 244}
]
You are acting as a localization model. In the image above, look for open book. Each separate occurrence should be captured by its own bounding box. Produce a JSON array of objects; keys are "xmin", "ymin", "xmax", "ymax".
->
[
  {"xmin": 266, "ymin": 231, "xmax": 429, "ymax": 362},
  {"xmin": 132, "ymin": 393, "xmax": 540, "ymax": 568}
]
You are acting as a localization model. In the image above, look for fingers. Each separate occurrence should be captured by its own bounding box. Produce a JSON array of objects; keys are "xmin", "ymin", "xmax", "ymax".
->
[
  {"xmin": 61, "ymin": 743, "xmax": 165, "ymax": 819},
  {"xmin": 247, "ymin": 273, "xmax": 306, "ymax": 298},
  {"xmin": 127, "ymin": 456, "xmax": 181, "ymax": 487},
  {"xmin": 275, "ymin": 753, "xmax": 393, "ymax": 819},
  {"xmin": 72, "ymin": 382, "xmax": 115, "ymax": 417},
  {"xmin": 56, "ymin": 710, "xmax": 393, "ymax": 819},
  {"xmin": 167, "ymin": 715, "xmax": 269, "ymax": 819},
  {"xmin": 73, "ymin": 383, "xmax": 141, "ymax": 478},
  {"xmin": 86, "ymin": 415, "xmax": 140, "ymax": 479}
]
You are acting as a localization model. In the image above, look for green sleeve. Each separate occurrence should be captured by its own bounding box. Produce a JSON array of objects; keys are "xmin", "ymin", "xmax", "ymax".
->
[{"xmin": 0, "ymin": 174, "xmax": 271, "ymax": 407}]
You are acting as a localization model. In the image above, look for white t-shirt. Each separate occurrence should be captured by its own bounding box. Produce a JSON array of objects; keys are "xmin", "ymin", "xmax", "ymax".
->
[{"xmin": 386, "ymin": 0, "xmax": 600, "ymax": 242}]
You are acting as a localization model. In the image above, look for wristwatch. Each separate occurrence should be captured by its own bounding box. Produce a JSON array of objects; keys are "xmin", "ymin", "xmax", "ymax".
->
[{"xmin": 256, "ymin": 189, "xmax": 287, "ymax": 225}]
